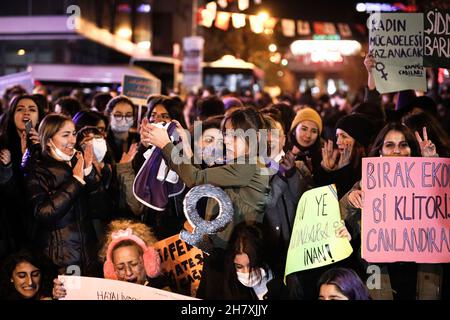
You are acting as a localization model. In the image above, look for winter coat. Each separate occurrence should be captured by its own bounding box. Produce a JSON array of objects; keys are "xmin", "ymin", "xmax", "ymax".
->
[
  {"xmin": 263, "ymin": 168, "xmax": 311, "ymax": 276},
  {"xmin": 161, "ymin": 143, "xmax": 270, "ymax": 249},
  {"xmin": 25, "ymin": 153, "xmax": 99, "ymax": 275}
]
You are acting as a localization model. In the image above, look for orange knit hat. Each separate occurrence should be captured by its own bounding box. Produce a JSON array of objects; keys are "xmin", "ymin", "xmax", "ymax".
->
[{"xmin": 290, "ymin": 107, "xmax": 323, "ymax": 134}]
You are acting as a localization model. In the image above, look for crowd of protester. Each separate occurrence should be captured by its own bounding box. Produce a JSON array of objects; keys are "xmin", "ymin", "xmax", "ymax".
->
[{"xmin": 0, "ymin": 55, "xmax": 449, "ymax": 300}]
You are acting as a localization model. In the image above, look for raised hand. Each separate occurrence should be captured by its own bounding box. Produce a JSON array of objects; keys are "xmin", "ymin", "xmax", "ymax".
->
[
  {"xmin": 140, "ymin": 118, "xmax": 151, "ymax": 148},
  {"xmin": 147, "ymin": 123, "xmax": 171, "ymax": 149},
  {"xmin": 415, "ymin": 126, "xmax": 438, "ymax": 157},
  {"xmin": 83, "ymin": 142, "xmax": 94, "ymax": 169},
  {"xmin": 279, "ymin": 151, "xmax": 296, "ymax": 177},
  {"xmin": 321, "ymin": 140, "xmax": 339, "ymax": 171},
  {"xmin": 0, "ymin": 149, "xmax": 11, "ymax": 166},
  {"xmin": 119, "ymin": 142, "xmax": 138, "ymax": 164},
  {"xmin": 337, "ymin": 143, "xmax": 352, "ymax": 169},
  {"xmin": 364, "ymin": 53, "xmax": 376, "ymax": 73},
  {"xmin": 364, "ymin": 53, "xmax": 376, "ymax": 90},
  {"xmin": 348, "ymin": 189, "xmax": 364, "ymax": 209},
  {"xmin": 72, "ymin": 151, "xmax": 84, "ymax": 181},
  {"xmin": 28, "ymin": 128, "xmax": 40, "ymax": 145},
  {"xmin": 335, "ymin": 224, "xmax": 352, "ymax": 241}
]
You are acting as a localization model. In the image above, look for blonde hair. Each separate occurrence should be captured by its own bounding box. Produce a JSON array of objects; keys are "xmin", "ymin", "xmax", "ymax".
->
[{"xmin": 99, "ymin": 219, "xmax": 157, "ymax": 261}]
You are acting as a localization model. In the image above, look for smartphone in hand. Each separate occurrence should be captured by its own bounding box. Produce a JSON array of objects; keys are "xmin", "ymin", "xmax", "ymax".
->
[{"xmin": 25, "ymin": 120, "xmax": 33, "ymax": 136}]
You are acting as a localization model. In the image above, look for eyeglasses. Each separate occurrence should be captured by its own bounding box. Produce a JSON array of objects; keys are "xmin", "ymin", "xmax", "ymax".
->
[
  {"xmin": 150, "ymin": 112, "xmax": 171, "ymax": 121},
  {"xmin": 113, "ymin": 113, "xmax": 133, "ymax": 121}
]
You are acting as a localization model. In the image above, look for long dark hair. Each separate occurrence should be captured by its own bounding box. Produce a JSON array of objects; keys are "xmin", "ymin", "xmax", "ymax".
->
[
  {"xmin": 317, "ymin": 267, "xmax": 371, "ymax": 300},
  {"xmin": 0, "ymin": 249, "xmax": 57, "ymax": 300},
  {"xmin": 146, "ymin": 94, "xmax": 187, "ymax": 128},
  {"xmin": 0, "ymin": 94, "xmax": 45, "ymax": 172},
  {"xmin": 402, "ymin": 112, "xmax": 450, "ymax": 158},
  {"xmin": 223, "ymin": 223, "xmax": 268, "ymax": 298},
  {"xmin": 369, "ymin": 122, "xmax": 421, "ymax": 157},
  {"xmin": 104, "ymin": 95, "xmax": 135, "ymax": 116}
]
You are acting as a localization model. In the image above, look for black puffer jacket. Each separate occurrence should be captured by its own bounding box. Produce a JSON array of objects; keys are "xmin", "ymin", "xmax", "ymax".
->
[{"xmin": 25, "ymin": 153, "xmax": 99, "ymax": 275}]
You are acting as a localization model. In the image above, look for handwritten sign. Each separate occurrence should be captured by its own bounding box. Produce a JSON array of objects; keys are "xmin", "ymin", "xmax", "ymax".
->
[
  {"xmin": 284, "ymin": 185, "xmax": 353, "ymax": 278},
  {"xmin": 424, "ymin": 9, "xmax": 450, "ymax": 68},
  {"xmin": 362, "ymin": 157, "xmax": 450, "ymax": 263},
  {"xmin": 153, "ymin": 234, "xmax": 204, "ymax": 297},
  {"xmin": 59, "ymin": 275, "xmax": 198, "ymax": 300},
  {"xmin": 368, "ymin": 13, "xmax": 426, "ymax": 93},
  {"xmin": 122, "ymin": 74, "xmax": 161, "ymax": 106}
]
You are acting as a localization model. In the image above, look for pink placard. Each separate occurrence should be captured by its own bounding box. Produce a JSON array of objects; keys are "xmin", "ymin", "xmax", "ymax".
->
[{"xmin": 362, "ymin": 157, "xmax": 450, "ymax": 263}]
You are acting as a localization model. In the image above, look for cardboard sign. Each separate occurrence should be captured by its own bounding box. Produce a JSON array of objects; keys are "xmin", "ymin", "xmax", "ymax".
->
[
  {"xmin": 153, "ymin": 234, "xmax": 204, "ymax": 297},
  {"xmin": 368, "ymin": 13, "xmax": 426, "ymax": 93},
  {"xmin": 59, "ymin": 275, "xmax": 198, "ymax": 300},
  {"xmin": 424, "ymin": 10, "xmax": 450, "ymax": 68},
  {"xmin": 285, "ymin": 185, "xmax": 353, "ymax": 278},
  {"xmin": 362, "ymin": 157, "xmax": 450, "ymax": 263},
  {"xmin": 122, "ymin": 74, "xmax": 161, "ymax": 106}
]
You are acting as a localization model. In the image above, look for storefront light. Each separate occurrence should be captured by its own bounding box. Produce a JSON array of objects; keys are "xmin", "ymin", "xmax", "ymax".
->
[
  {"xmin": 117, "ymin": 28, "xmax": 132, "ymax": 39},
  {"xmin": 290, "ymin": 40, "xmax": 361, "ymax": 56},
  {"xmin": 137, "ymin": 41, "xmax": 151, "ymax": 50}
]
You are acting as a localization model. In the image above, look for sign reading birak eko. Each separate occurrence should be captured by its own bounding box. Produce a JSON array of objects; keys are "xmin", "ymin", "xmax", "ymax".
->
[{"xmin": 362, "ymin": 157, "xmax": 450, "ymax": 263}]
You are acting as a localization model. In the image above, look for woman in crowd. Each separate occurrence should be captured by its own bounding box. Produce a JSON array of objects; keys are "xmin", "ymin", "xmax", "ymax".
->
[
  {"xmin": 25, "ymin": 113, "xmax": 99, "ymax": 276},
  {"xmin": 261, "ymin": 114, "xmax": 310, "ymax": 277},
  {"xmin": 0, "ymin": 249, "xmax": 56, "ymax": 300},
  {"xmin": 191, "ymin": 115, "xmax": 224, "ymax": 169},
  {"xmin": 287, "ymin": 107, "xmax": 324, "ymax": 182},
  {"xmin": 52, "ymin": 219, "xmax": 169, "ymax": 298},
  {"xmin": 197, "ymin": 222, "xmax": 287, "ymax": 300},
  {"xmin": 141, "ymin": 107, "xmax": 270, "ymax": 249},
  {"xmin": 317, "ymin": 112, "xmax": 375, "ymax": 198},
  {"xmin": 133, "ymin": 94, "xmax": 189, "ymax": 239},
  {"xmin": 340, "ymin": 122, "xmax": 446, "ymax": 300},
  {"xmin": 318, "ymin": 267, "xmax": 371, "ymax": 300},
  {"xmin": 104, "ymin": 96, "xmax": 139, "ymax": 163},
  {"xmin": 0, "ymin": 94, "xmax": 45, "ymax": 248},
  {"xmin": 75, "ymin": 126, "xmax": 113, "ymax": 240}
]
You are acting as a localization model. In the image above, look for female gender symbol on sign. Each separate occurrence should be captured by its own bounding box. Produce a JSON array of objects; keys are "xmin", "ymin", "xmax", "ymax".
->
[
  {"xmin": 180, "ymin": 184, "xmax": 234, "ymax": 254},
  {"xmin": 375, "ymin": 62, "xmax": 388, "ymax": 80}
]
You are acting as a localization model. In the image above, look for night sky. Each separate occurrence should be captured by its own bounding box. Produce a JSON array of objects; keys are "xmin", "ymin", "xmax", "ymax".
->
[{"xmin": 247, "ymin": 0, "xmax": 403, "ymax": 23}]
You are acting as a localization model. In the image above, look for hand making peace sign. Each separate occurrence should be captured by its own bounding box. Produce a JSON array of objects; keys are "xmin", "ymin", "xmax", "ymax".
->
[{"xmin": 415, "ymin": 126, "xmax": 438, "ymax": 157}]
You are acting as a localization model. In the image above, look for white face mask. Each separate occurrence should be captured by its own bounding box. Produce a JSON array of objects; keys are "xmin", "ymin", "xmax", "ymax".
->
[
  {"xmin": 110, "ymin": 117, "xmax": 133, "ymax": 133},
  {"xmin": 236, "ymin": 268, "xmax": 265, "ymax": 288},
  {"xmin": 92, "ymin": 138, "xmax": 107, "ymax": 162},
  {"xmin": 49, "ymin": 139, "xmax": 75, "ymax": 162}
]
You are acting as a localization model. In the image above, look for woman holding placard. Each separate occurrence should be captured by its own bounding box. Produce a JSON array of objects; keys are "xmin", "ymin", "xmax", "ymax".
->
[{"xmin": 340, "ymin": 122, "xmax": 446, "ymax": 300}]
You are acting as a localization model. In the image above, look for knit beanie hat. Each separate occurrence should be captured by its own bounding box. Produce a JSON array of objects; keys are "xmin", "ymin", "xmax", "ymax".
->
[
  {"xmin": 335, "ymin": 113, "xmax": 375, "ymax": 148},
  {"xmin": 290, "ymin": 107, "xmax": 323, "ymax": 134}
]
